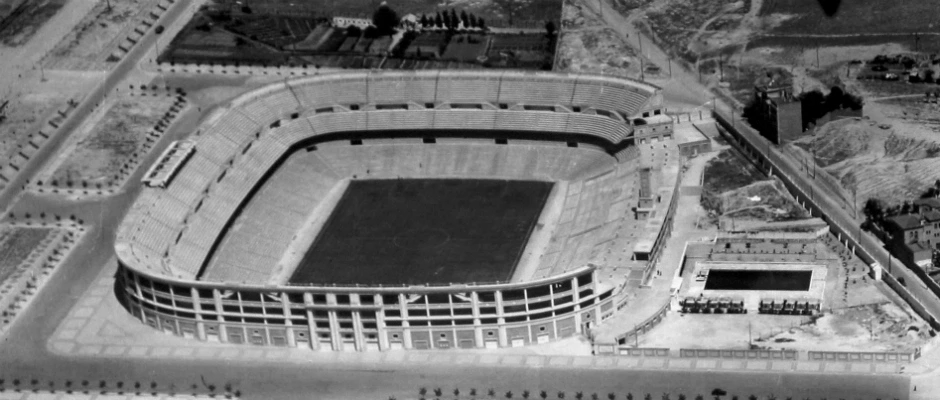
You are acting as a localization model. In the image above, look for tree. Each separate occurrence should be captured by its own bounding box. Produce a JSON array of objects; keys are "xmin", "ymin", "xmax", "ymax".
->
[
  {"xmin": 661, "ymin": 394, "xmax": 670, "ymax": 400},
  {"xmin": 558, "ymin": 392, "xmax": 566, "ymax": 399},
  {"xmin": 523, "ymin": 390, "xmax": 531, "ymax": 399},
  {"xmin": 626, "ymin": 395, "xmax": 634, "ymax": 400},
  {"xmin": 494, "ymin": 0, "xmax": 525, "ymax": 26},
  {"xmin": 478, "ymin": 17, "xmax": 486, "ymax": 30},
  {"xmin": 863, "ymin": 198, "xmax": 885, "ymax": 224},
  {"xmin": 541, "ymin": 390, "xmax": 549, "ymax": 399},
  {"xmin": 576, "ymin": 392, "xmax": 584, "ymax": 400},
  {"xmin": 469, "ymin": 14, "xmax": 478, "ymax": 28},
  {"xmin": 434, "ymin": 388, "xmax": 443, "ymax": 396},
  {"xmin": 442, "ymin": 10, "xmax": 452, "ymax": 28},
  {"xmin": 372, "ymin": 3, "xmax": 399, "ymax": 35},
  {"xmin": 545, "ymin": 20, "xmax": 557, "ymax": 37},
  {"xmin": 695, "ymin": 396, "xmax": 704, "ymax": 400},
  {"xmin": 644, "ymin": 395, "xmax": 652, "ymax": 400},
  {"xmin": 460, "ymin": 10, "xmax": 469, "ymax": 28},
  {"xmin": 435, "ymin": 13, "xmax": 444, "ymax": 28},
  {"xmin": 346, "ymin": 25, "xmax": 362, "ymax": 37},
  {"xmin": 748, "ymin": 396, "xmax": 758, "ymax": 400},
  {"xmin": 450, "ymin": 9, "xmax": 459, "ymax": 29},
  {"xmin": 507, "ymin": 391, "xmax": 514, "ymax": 399},
  {"xmin": 420, "ymin": 14, "xmax": 429, "ymax": 27},
  {"xmin": 419, "ymin": 388, "xmax": 427, "ymax": 396},
  {"xmin": 455, "ymin": 389, "xmax": 461, "ymax": 396},
  {"xmin": 711, "ymin": 389, "xmax": 727, "ymax": 399},
  {"xmin": 608, "ymin": 394, "xmax": 617, "ymax": 400}
]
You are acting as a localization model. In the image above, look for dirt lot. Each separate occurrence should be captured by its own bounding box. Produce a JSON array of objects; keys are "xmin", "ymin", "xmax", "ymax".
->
[
  {"xmin": 38, "ymin": 92, "xmax": 176, "ymax": 187},
  {"xmin": 555, "ymin": 0, "xmax": 643, "ymax": 78},
  {"xmin": 785, "ymin": 117, "xmax": 940, "ymax": 207},
  {"xmin": 0, "ymin": 0, "xmax": 65, "ymax": 47},
  {"xmin": 42, "ymin": 0, "xmax": 155, "ymax": 69},
  {"xmin": 0, "ymin": 226, "xmax": 50, "ymax": 283},
  {"xmin": 760, "ymin": 0, "xmax": 940, "ymax": 36}
]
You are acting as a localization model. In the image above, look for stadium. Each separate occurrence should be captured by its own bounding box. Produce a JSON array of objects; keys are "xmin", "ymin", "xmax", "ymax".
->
[{"xmin": 114, "ymin": 70, "xmax": 675, "ymax": 351}]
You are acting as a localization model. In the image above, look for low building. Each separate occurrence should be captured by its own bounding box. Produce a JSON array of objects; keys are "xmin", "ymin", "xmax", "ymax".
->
[
  {"xmin": 333, "ymin": 16, "xmax": 372, "ymax": 29},
  {"xmin": 884, "ymin": 210, "xmax": 940, "ymax": 268},
  {"xmin": 674, "ymin": 122, "xmax": 713, "ymax": 157}
]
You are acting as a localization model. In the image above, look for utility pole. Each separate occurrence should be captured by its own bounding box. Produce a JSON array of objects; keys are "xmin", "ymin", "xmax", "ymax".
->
[
  {"xmin": 748, "ymin": 321, "xmax": 752, "ymax": 347},
  {"xmin": 815, "ymin": 42, "xmax": 820, "ymax": 69},
  {"xmin": 719, "ymin": 55, "xmax": 723, "ymax": 82}
]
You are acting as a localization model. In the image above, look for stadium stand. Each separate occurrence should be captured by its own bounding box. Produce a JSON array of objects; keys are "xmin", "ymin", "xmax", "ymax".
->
[{"xmin": 115, "ymin": 70, "xmax": 665, "ymax": 352}]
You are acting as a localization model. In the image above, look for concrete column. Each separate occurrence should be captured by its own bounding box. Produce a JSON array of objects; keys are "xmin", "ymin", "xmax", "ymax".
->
[
  {"xmin": 281, "ymin": 293, "xmax": 296, "ymax": 348},
  {"xmin": 471, "ymin": 291, "xmax": 483, "ymax": 348},
  {"xmin": 328, "ymin": 310, "xmax": 341, "ymax": 351},
  {"xmin": 374, "ymin": 294, "xmax": 388, "ymax": 351},
  {"xmin": 352, "ymin": 311, "xmax": 364, "ymax": 352},
  {"xmin": 214, "ymin": 288, "xmax": 227, "ymax": 343},
  {"xmin": 572, "ymin": 276, "xmax": 583, "ymax": 333},
  {"xmin": 496, "ymin": 290, "xmax": 507, "ymax": 347},
  {"xmin": 305, "ymin": 293, "xmax": 318, "ymax": 350},
  {"xmin": 191, "ymin": 287, "xmax": 206, "ymax": 341},
  {"xmin": 401, "ymin": 293, "xmax": 413, "ymax": 349}
]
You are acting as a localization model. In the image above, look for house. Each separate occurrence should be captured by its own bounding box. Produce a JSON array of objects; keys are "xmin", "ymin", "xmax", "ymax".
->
[{"xmin": 884, "ymin": 210, "xmax": 940, "ymax": 268}]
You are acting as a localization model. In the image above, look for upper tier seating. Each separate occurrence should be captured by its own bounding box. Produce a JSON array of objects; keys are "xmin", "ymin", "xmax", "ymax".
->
[{"xmin": 119, "ymin": 71, "xmax": 662, "ymax": 282}]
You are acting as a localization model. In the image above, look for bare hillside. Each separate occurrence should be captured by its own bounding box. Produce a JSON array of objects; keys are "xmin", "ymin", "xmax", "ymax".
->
[{"xmin": 787, "ymin": 118, "xmax": 940, "ymax": 206}]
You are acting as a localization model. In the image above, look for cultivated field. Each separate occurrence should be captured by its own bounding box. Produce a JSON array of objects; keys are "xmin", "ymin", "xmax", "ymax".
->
[{"xmin": 0, "ymin": 0, "xmax": 65, "ymax": 47}]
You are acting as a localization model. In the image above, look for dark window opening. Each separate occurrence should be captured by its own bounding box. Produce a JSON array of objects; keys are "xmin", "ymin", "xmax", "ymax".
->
[
  {"xmin": 495, "ymin": 138, "xmax": 508, "ymax": 145},
  {"xmin": 423, "ymin": 137, "xmax": 436, "ymax": 144},
  {"xmin": 567, "ymin": 142, "xmax": 578, "ymax": 148},
  {"xmin": 350, "ymin": 139, "xmax": 363, "ymax": 146}
]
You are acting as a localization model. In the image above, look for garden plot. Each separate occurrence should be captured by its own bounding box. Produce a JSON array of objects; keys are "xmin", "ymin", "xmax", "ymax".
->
[{"xmin": 35, "ymin": 90, "xmax": 182, "ymax": 190}]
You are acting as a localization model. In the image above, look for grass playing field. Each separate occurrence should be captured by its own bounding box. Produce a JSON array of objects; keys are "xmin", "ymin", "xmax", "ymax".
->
[{"xmin": 291, "ymin": 179, "xmax": 553, "ymax": 286}]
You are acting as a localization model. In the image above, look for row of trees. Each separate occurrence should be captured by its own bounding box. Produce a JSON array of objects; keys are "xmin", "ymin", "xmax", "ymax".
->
[
  {"xmin": 419, "ymin": 10, "xmax": 486, "ymax": 31},
  {"xmin": 797, "ymin": 86, "xmax": 864, "ymax": 131},
  {"xmin": 411, "ymin": 387, "xmax": 869, "ymax": 400}
]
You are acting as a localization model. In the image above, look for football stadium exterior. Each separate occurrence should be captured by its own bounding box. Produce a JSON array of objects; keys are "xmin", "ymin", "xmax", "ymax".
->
[{"xmin": 115, "ymin": 70, "xmax": 666, "ymax": 351}]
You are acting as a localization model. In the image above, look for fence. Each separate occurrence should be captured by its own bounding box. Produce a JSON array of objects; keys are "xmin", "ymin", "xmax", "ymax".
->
[
  {"xmin": 609, "ymin": 300, "xmax": 671, "ymax": 346},
  {"xmin": 594, "ymin": 346, "xmax": 671, "ymax": 357},
  {"xmin": 678, "ymin": 348, "xmax": 798, "ymax": 360},
  {"xmin": 807, "ymin": 350, "xmax": 919, "ymax": 363}
]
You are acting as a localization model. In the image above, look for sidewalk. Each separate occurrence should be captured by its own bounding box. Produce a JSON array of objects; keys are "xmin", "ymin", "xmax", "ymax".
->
[{"xmin": 592, "ymin": 139, "xmax": 719, "ymax": 343}]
